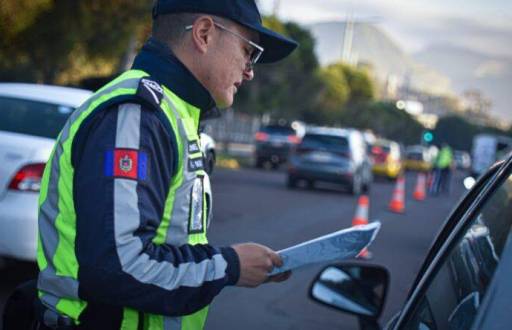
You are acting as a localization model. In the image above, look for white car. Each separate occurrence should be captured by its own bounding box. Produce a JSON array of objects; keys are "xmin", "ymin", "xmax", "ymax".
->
[
  {"xmin": 0, "ymin": 83, "xmax": 92, "ymax": 262},
  {"xmin": 200, "ymin": 132, "xmax": 216, "ymax": 175}
]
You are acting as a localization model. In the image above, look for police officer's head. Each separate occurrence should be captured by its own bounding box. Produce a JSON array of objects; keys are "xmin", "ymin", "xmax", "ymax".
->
[{"xmin": 151, "ymin": 0, "xmax": 297, "ymax": 108}]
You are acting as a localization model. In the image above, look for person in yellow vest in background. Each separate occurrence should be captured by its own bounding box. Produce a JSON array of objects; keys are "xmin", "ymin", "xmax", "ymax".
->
[
  {"xmin": 431, "ymin": 143, "xmax": 454, "ymax": 196},
  {"xmin": 33, "ymin": 0, "xmax": 298, "ymax": 329}
]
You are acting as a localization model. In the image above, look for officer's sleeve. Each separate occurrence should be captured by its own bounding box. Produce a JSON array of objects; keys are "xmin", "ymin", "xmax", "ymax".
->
[{"xmin": 72, "ymin": 102, "xmax": 240, "ymax": 316}]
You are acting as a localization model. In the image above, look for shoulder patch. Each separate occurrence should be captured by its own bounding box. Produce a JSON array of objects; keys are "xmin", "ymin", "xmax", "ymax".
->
[
  {"xmin": 105, "ymin": 149, "xmax": 148, "ymax": 181},
  {"xmin": 136, "ymin": 78, "xmax": 164, "ymax": 107}
]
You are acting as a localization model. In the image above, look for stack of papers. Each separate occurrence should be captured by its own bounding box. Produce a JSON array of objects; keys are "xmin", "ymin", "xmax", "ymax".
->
[{"xmin": 269, "ymin": 222, "xmax": 381, "ymax": 275}]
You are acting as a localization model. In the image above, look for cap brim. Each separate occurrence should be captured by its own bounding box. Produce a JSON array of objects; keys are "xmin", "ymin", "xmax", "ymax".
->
[{"xmin": 242, "ymin": 23, "xmax": 298, "ymax": 64}]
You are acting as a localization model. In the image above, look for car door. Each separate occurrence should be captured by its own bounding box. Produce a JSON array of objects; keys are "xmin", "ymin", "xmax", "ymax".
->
[{"xmin": 391, "ymin": 154, "xmax": 512, "ymax": 329}]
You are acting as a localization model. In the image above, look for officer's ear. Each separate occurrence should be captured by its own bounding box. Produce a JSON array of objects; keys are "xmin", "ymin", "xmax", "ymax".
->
[{"xmin": 189, "ymin": 16, "xmax": 216, "ymax": 54}]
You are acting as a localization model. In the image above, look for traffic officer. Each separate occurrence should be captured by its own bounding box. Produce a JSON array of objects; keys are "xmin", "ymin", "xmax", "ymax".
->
[
  {"xmin": 431, "ymin": 143, "xmax": 454, "ymax": 195},
  {"xmin": 35, "ymin": 0, "xmax": 298, "ymax": 329}
]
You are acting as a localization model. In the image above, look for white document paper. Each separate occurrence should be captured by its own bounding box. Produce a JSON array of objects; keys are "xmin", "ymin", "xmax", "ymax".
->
[{"xmin": 269, "ymin": 221, "xmax": 381, "ymax": 275}]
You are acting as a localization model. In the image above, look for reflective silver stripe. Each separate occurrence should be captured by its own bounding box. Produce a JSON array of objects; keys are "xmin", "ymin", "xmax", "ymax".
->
[
  {"xmin": 164, "ymin": 316, "xmax": 182, "ymax": 330},
  {"xmin": 38, "ymin": 268, "xmax": 79, "ymax": 298},
  {"xmin": 161, "ymin": 95, "xmax": 197, "ymax": 246},
  {"xmin": 37, "ymin": 76, "xmax": 144, "ymax": 307},
  {"xmin": 116, "ymin": 103, "xmax": 141, "ymax": 148},
  {"xmin": 113, "ymin": 104, "xmax": 228, "ymax": 290}
]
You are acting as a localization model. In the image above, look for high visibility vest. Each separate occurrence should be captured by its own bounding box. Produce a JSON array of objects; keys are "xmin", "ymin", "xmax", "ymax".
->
[
  {"xmin": 37, "ymin": 70, "xmax": 212, "ymax": 329},
  {"xmin": 436, "ymin": 147, "xmax": 453, "ymax": 169}
]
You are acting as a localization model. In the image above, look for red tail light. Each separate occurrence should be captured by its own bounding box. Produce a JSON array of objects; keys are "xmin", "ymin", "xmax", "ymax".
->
[
  {"xmin": 287, "ymin": 135, "xmax": 301, "ymax": 144},
  {"xmin": 8, "ymin": 163, "xmax": 46, "ymax": 192},
  {"xmin": 255, "ymin": 132, "xmax": 269, "ymax": 142}
]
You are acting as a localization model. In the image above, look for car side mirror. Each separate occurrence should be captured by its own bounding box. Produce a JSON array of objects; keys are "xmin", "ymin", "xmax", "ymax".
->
[{"xmin": 309, "ymin": 263, "xmax": 389, "ymax": 320}]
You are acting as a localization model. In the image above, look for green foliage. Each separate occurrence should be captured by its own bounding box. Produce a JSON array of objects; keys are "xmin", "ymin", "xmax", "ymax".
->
[
  {"xmin": 338, "ymin": 63, "xmax": 375, "ymax": 105},
  {"xmin": 0, "ymin": 0, "xmax": 151, "ymax": 83},
  {"xmin": 1, "ymin": 6, "xmax": 385, "ymax": 132},
  {"xmin": 317, "ymin": 64, "xmax": 350, "ymax": 121},
  {"xmin": 234, "ymin": 17, "xmax": 324, "ymax": 123},
  {"xmin": 314, "ymin": 62, "xmax": 376, "ymax": 124},
  {"xmin": 434, "ymin": 115, "xmax": 509, "ymax": 151},
  {"xmin": 340, "ymin": 101, "xmax": 424, "ymax": 145}
]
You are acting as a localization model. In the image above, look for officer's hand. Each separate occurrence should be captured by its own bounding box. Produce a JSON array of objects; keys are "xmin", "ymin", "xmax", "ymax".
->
[
  {"xmin": 232, "ymin": 243, "xmax": 284, "ymax": 287},
  {"xmin": 266, "ymin": 270, "xmax": 292, "ymax": 283}
]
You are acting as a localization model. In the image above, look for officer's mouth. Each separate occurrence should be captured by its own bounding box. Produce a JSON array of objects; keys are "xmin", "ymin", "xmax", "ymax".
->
[{"xmin": 234, "ymin": 82, "xmax": 242, "ymax": 94}]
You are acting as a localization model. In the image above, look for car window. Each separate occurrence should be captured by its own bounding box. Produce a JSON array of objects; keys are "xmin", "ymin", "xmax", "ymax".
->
[
  {"xmin": 0, "ymin": 96, "xmax": 72, "ymax": 139},
  {"xmin": 261, "ymin": 125, "xmax": 296, "ymax": 135},
  {"xmin": 300, "ymin": 134, "xmax": 349, "ymax": 153},
  {"xmin": 403, "ymin": 172, "xmax": 512, "ymax": 330},
  {"xmin": 407, "ymin": 151, "xmax": 424, "ymax": 161}
]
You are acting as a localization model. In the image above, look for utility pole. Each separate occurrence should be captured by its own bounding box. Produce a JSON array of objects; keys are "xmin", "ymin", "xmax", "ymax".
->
[
  {"xmin": 273, "ymin": 0, "xmax": 281, "ymax": 16},
  {"xmin": 342, "ymin": 13, "xmax": 355, "ymax": 64}
]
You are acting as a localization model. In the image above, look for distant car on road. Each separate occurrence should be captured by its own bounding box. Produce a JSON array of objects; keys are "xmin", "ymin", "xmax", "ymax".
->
[
  {"xmin": 404, "ymin": 145, "xmax": 432, "ymax": 172},
  {"xmin": 254, "ymin": 124, "xmax": 300, "ymax": 169},
  {"xmin": 0, "ymin": 83, "xmax": 92, "ymax": 262},
  {"xmin": 287, "ymin": 127, "xmax": 372, "ymax": 195},
  {"xmin": 453, "ymin": 150, "xmax": 471, "ymax": 171},
  {"xmin": 370, "ymin": 139, "xmax": 403, "ymax": 179},
  {"xmin": 309, "ymin": 152, "xmax": 512, "ymax": 330}
]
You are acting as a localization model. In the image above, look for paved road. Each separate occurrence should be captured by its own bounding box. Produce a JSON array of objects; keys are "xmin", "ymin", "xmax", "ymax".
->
[
  {"xmin": 0, "ymin": 168, "xmax": 466, "ymax": 329},
  {"xmin": 206, "ymin": 168, "xmax": 466, "ymax": 330}
]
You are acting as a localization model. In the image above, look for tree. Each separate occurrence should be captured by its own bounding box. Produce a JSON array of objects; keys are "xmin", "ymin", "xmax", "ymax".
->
[
  {"xmin": 340, "ymin": 64, "xmax": 375, "ymax": 105},
  {"xmin": 0, "ymin": 0, "xmax": 151, "ymax": 84},
  {"xmin": 340, "ymin": 101, "xmax": 424, "ymax": 145},
  {"xmin": 315, "ymin": 64, "xmax": 350, "ymax": 123},
  {"xmin": 434, "ymin": 115, "xmax": 510, "ymax": 151},
  {"xmin": 234, "ymin": 17, "xmax": 324, "ymax": 122}
]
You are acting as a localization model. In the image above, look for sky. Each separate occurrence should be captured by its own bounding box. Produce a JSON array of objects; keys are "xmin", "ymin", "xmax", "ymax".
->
[{"xmin": 258, "ymin": 0, "xmax": 512, "ymax": 58}]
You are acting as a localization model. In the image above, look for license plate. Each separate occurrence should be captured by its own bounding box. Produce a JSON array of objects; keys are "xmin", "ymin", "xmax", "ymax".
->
[{"xmin": 309, "ymin": 151, "xmax": 332, "ymax": 162}]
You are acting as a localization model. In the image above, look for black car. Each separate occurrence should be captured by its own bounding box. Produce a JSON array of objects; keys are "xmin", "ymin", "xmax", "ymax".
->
[
  {"xmin": 309, "ymin": 151, "xmax": 512, "ymax": 329},
  {"xmin": 254, "ymin": 124, "xmax": 300, "ymax": 169}
]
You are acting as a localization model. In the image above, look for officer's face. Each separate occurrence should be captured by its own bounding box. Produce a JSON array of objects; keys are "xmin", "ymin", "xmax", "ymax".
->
[{"xmin": 206, "ymin": 21, "xmax": 258, "ymax": 108}]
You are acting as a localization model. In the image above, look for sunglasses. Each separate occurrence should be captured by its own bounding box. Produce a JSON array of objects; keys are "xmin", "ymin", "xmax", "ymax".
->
[{"xmin": 185, "ymin": 21, "xmax": 264, "ymax": 71}]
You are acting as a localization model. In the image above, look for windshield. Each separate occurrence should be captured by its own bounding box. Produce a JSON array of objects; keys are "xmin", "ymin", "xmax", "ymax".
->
[
  {"xmin": 300, "ymin": 134, "xmax": 349, "ymax": 153},
  {"xmin": 0, "ymin": 96, "xmax": 72, "ymax": 139}
]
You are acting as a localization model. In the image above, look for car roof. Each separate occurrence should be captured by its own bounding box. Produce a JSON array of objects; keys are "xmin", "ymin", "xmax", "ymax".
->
[
  {"xmin": 305, "ymin": 127, "xmax": 353, "ymax": 137},
  {"xmin": 0, "ymin": 83, "xmax": 92, "ymax": 108},
  {"xmin": 374, "ymin": 138, "xmax": 397, "ymax": 147}
]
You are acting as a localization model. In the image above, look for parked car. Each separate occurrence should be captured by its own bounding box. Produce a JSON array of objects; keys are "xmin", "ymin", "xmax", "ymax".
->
[
  {"xmin": 254, "ymin": 124, "xmax": 301, "ymax": 169},
  {"xmin": 404, "ymin": 145, "xmax": 432, "ymax": 172},
  {"xmin": 0, "ymin": 83, "xmax": 92, "ymax": 262},
  {"xmin": 370, "ymin": 139, "xmax": 403, "ymax": 179},
  {"xmin": 200, "ymin": 132, "xmax": 216, "ymax": 175},
  {"xmin": 453, "ymin": 150, "xmax": 471, "ymax": 171},
  {"xmin": 309, "ymin": 151, "xmax": 512, "ymax": 329},
  {"xmin": 287, "ymin": 127, "xmax": 372, "ymax": 195}
]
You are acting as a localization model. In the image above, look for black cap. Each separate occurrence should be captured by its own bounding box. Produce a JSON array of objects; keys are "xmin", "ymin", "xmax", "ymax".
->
[{"xmin": 153, "ymin": 0, "xmax": 298, "ymax": 63}]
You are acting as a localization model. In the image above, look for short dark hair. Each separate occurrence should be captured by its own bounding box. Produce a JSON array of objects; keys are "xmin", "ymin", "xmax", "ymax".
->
[
  {"xmin": 152, "ymin": 13, "xmax": 233, "ymax": 47},
  {"xmin": 152, "ymin": 13, "xmax": 203, "ymax": 46}
]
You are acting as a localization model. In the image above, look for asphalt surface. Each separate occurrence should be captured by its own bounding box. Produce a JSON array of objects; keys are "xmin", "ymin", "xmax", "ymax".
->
[
  {"xmin": 0, "ymin": 168, "xmax": 467, "ymax": 330},
  {"xmin": 206, "ymin": 168, "xmax": 466, "ymax": 330}
]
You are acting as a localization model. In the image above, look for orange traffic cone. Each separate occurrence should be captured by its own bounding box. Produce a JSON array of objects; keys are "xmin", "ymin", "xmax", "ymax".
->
[
  {"xmin": 413, "ymin": 173, "xmax": 427, "ymax": 201},
  {"xmin": 352, "ymin": 195, "xmax": 372, "ymax": 259},
  {"xmin": 352, "ymin": 195, "xmax": 369, "ymax": 226},
  {"xmin": 389, "ymin": 175, "xmax": 406, "ymax": 213}
]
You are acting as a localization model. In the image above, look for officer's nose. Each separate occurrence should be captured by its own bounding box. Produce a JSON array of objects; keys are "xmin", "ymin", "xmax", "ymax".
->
[{"xmin": 243, "ymin": 66, "xmax": 254, "ymax": 81}]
